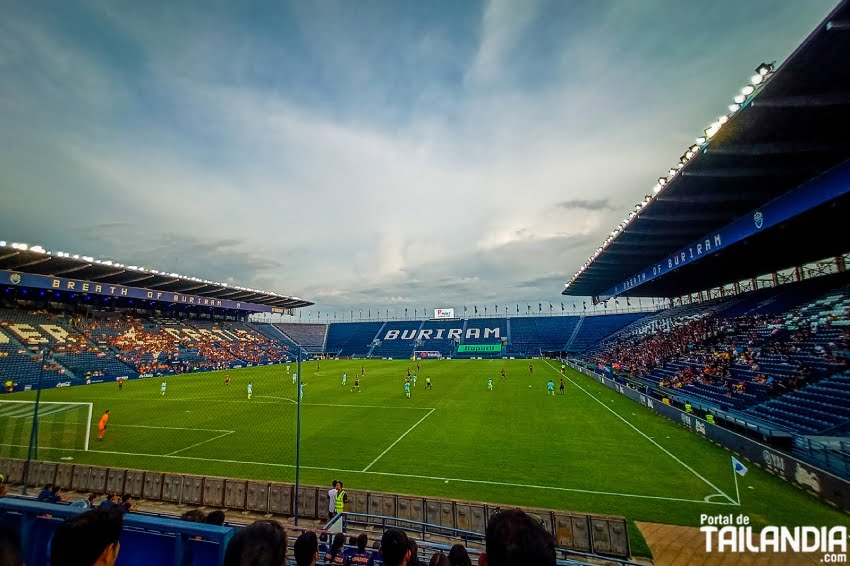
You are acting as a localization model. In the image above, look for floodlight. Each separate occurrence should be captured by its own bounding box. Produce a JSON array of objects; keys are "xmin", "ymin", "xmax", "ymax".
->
[
  {"xmin": 729, "ymin": 104, "xmax": 740, "ymax": 112},
  {"xmin": 668, "ymin": 168, "xmax": 677, "ymax": 177},
  {"xmin": 696, "ymin": 136, "xmax": 707, "ymax": 144},
  {"xmin": 741, "ymin": 85, "xmax": 755, "ymax": 95},
  {"xmin": 718, "ymin": 115, "xmax": 729, "ymax": 124},
  {"xmin": 734, "ymin": 94, "xmax": 746, "ymax": 104},
  {"xmin": 755, "ymin": 62, "xmax": 774, "ymax": 76}
]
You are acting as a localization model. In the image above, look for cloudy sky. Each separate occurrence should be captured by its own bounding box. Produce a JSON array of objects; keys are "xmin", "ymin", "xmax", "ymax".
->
[{"xmin": 0, "ymin": 0, "xmax": 838, "ymax": 316}]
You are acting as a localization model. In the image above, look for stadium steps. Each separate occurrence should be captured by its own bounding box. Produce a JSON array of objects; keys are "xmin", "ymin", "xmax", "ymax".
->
[
  {"xmin": 460, "ymin": 319, "xmax": 468, "ymax": 343},
  {"xmin": 565, "ymin": 316, "xmax": 584, "ymax": 350},
  {"xmin": 366, "ymin": 322, "xmax": 386, "ymax": 357}
]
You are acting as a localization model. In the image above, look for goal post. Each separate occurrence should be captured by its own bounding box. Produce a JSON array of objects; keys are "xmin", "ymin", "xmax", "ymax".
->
[{"xmin": 0, "ymin": 400, "xmax": 94, "ymax": 456}]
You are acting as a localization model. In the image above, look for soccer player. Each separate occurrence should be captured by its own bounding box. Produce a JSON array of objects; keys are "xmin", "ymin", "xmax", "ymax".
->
[
  {"xmin": 247, "ymin": 382, "xmax": 253, "ymax": 400},
  {"xmin": 160, "ymin": 381, "xmax": 167, "ymax": 396},
  {"xmin": 299, "ymin": 381, "xmax": 306, "ymax": 400},
  {"xmin": 292, "ymin": 371, "xmax": 297, "ymax": 385},
  {"xmin": 351, "ymin": 377, "xmax": 360, "ymax": 392},
  {"xmin": 559, "ymin": 378, "xmax": 565, "ymax": 395},
  {"xmin": 412, "ymin": 374, "xmax": 417, "ymax": 387},
  {"xmin": 529, "ymin": 364, "xmax": 534, "ymax": 374},
  {"xmin": 342, "ymin": 372, "xmax": 347, "ymax": 386},
  {"xmin": 500, "ymin": 368, "xmax": 506, "ymax": 381},
  {"xmin": 416, "ymin": 361, "xmax": 421, "ymax": 372},
  {"xmin": 404, "ymin": 380, "xmax": 411, "ymax": 399},
  {"xmin": 316, "ymin": 361, "xmax": 320, "ymax": 371},
  {"xmin": 225, "ymin": 374, "xmax": 230, "ymax": 386},
  {"xmin": 361, "ymin": 365, "xmax": 365, "ymax": 376},
  {"xmin": 487, "ymin": 378, "xmax": 493, "ymax": 391},
  {"xmin": 425, "ymin": 377, "xmax": 432, "ymax": 390},
  {"xmin": 407, "ymin": 367, "xmax": 411, "ymax": 377},
  {"xmin": 97, "ymin": 410, "xmax": 110, "ymax": 441},
  {"xmin": 560, "ymin": 363, "xmax": 566, "ymax": 375},
  {"xmin": 286, "ymin": 364, "xmax": 291, "ymax": 375},
  {"xmin": 117, "ymin": 378, "xmax": 123, "ymax": 391},
  {"xmin": 547, "ymin": 380, "xmax": 555, "ymax": 396}
]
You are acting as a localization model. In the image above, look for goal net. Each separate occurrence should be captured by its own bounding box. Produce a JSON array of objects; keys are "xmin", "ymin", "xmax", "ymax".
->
[{"xmin": 0, "ymin": 400, "xmax": 93, "ymax": 457}]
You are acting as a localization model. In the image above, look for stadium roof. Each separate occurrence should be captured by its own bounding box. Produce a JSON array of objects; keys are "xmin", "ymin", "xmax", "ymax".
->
[
  {"xmin": 0, "ymin": 241, "xmax": 313, "ymax": 309},
  {"xmin": 563, "ymin": 0, "xmax": 850, "ymax": 300}
]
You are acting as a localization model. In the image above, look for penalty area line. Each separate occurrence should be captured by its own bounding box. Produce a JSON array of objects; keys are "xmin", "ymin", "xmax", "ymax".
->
[
  {"xmin": 361, "ymin": 408, "xmax": 436, "ymax": 472},
  {"xmin": 166, "ymin": 430, "xmax": 235, "ymax": 456}
]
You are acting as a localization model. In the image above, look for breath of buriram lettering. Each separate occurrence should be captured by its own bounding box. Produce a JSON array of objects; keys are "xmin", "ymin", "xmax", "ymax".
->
[
  {"xmin": 48, "ymin": 279, "xmax": 229, "ymax": 308},
  {"xmin": 700, "ymin": 514, "xmax": 847, "ymax": 555},
  {"xmin": 618, "ymin": 234, "xmax": 723, "ymax": 293}
]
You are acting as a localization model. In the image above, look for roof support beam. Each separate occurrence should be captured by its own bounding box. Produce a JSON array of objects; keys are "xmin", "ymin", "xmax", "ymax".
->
[
  {"xmin": 146, "ymin": 278, "xmax": 180, "ymax": 288},
  {"xmin": 681, "ymin": 167, "xmax": 809, "ymax": 178},
  {"xmin": 12, "ymin": 257, "xmax": 52, "ymax": 269},
  {"xmin": 706, "ymin": 140, "xmax": 850, "ymax": 156},
  {"xmin": 751, "ymin": 93, "xmax": 850, "ymax": 108},
  {"xmin": 120, "ymin": 274, "xmax": 156, "ymax": 285},
  {"xmin": 52, "ymin": 264, "xmax": 93, "ymax": 276},
  {"xmin": 827, "ymin": 19, "xmax": 850, "ymax": 30}
]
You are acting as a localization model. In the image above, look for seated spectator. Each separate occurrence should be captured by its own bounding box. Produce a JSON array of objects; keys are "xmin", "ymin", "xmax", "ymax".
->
[
  {"xmin": 379, "ymin": 529, "xmax": 410, "ymax": 566},
  {"xmin": 429, "ymin": 553, "xmax": 449, "ymax": 566},
  {"xmin": 407, "ymin": 538, "xmax": 424, "ymax": 566},
  {"xmin": 46, "ymin": 486, "xmax": 66, "ymax": 504},
  {"xmin": 346, "ymin": 533, "xmax": 371, "ymax": 565},
  {"xmin": 479, "ymin": 509, "xmax": 555, "ymax": 566},
  {"xmin": 205, "ymin": 510, "xmax": 226, "ymax": 526},
  {"xmin": 70, "ymin": 493, "xmax": 98, "ymax": 509},
  {"xmin": 0, "ymin": 526, "xmax": 23, "ymax": 566},
  {"xmin": 223, "ymin": 520, "xmax": 287, "ymax": 566},
  {"xmin": 50, "ymin": 508, "xmax": 124, "ymax": 566},
  {"xmin": 294, "ymin": 531, "xmax": 320, "ymax": 566},
  {"xmin": 98, "ymin": 493, "xmax": 116, "ymax": 509},
  {"xmin": 37, "ymin": 484, "xmax": 53, "ymax": 502},
  {"xmin": 448, "ymin": 544, "xmax": 472, "ymax": 566},
  {"xmin": 180, "ymin": 509, "xmax": 207, "ymax": 523},
  {"xmin": 325, "ymin": 532, "xmax": 347, "ymax": 565},
  {"xmin": 120, "ymin": 494, "xmax": 137, "ymax": 513}
]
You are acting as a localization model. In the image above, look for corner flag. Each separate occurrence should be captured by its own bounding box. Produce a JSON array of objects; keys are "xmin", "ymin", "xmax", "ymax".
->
[{"xmin": 732, "ymin": 457, "xmax": 748, "ymax": 477}]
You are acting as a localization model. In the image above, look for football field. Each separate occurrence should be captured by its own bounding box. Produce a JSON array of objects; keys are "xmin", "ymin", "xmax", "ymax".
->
[{"xmin": 0, "ymin": 358, "xmax": 846, "ymax": 554}]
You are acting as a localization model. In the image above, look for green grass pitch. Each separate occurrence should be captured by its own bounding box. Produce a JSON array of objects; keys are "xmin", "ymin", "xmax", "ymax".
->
[{"xmin": 0, "ymin": 358, "xmax": 846, "ymax": 555}]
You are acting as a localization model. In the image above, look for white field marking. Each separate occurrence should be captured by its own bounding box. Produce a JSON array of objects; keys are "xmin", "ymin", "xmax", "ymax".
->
[
  {"xmin": 73, "ymin": 395, "xmax": 434, "ymax": 411},
  {"xmin": 362, "ymin": 408, "xmax": 436, "ymax": 472},
  {"xmin": 108, "ymin": 424, "xmax": 234, "ymax": 433},
  {"xmin": 0, "ymin": 442, "xmax": 734, "ymax": 506},
  {"xmin": 166, "ymin": 430, "xmax": 235, "ymax": 456},
  {"xmin": 546, "ymin": 360, "xmax": 737, "ymax": 505},
  {"xmin": 256, "ymin": 396, "xmax": 435, "ymax": 411}
]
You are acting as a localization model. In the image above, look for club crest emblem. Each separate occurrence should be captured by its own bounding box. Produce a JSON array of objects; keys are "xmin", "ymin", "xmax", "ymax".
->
[{"xmin": 754, "ymin": 211, "xmax": 764, "ymax": 229}]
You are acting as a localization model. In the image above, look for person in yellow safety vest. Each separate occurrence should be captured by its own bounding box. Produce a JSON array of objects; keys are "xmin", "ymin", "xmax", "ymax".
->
[
  {"xmin": 334, "ymin": 481, "xmax": 348, "ymax": 515},
  {"xmin": 706, "ymin": 413, "xmax": 715, "ymax": 425},
  {"xmin": 685, "ymin": 401, "xmax": 693, "ymax": 414}
]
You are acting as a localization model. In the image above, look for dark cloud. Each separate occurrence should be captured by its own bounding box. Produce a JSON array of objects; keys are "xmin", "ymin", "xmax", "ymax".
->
[{"xmin": 555, "ymin": 198, "xmax": 615, "ymax": 211}]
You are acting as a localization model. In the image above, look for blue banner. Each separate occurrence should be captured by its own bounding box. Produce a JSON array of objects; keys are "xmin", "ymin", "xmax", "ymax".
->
[
  {"xmin": 0, "ymin": 270, "xmax": 283, "ymax": 314},
  {"xmin": 600, "ymin": 159, "xmax": 850, "ymax": 298}
]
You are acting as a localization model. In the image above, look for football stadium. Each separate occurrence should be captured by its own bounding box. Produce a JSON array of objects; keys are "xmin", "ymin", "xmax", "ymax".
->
[{"xmin": 2, "ymin": 2, "xmax": 850, "ymax": 566}]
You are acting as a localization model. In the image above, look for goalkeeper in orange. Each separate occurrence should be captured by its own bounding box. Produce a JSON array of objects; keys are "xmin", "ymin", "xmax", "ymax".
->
[{"xmin": 98, "ymin": 410, "xmax": 110, "ymax": 441}]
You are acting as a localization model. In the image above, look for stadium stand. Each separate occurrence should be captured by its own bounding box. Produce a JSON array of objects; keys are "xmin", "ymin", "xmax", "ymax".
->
[
  {"xmin": 273, "ymin": 323, "xmax": 328, "ymax": 354},
  {"xmin": 324, "ymin": 321, "xmax": 384, "ymax": 357}
]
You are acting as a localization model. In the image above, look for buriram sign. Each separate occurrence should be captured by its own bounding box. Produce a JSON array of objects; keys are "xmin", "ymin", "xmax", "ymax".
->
[
  {"xmin": 1, "ymin": 270, "xmax": 285, "ymax": 314},
  {"xmin": 384, "ymin": 327, "xmax": 500, "ymax": 341}
]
